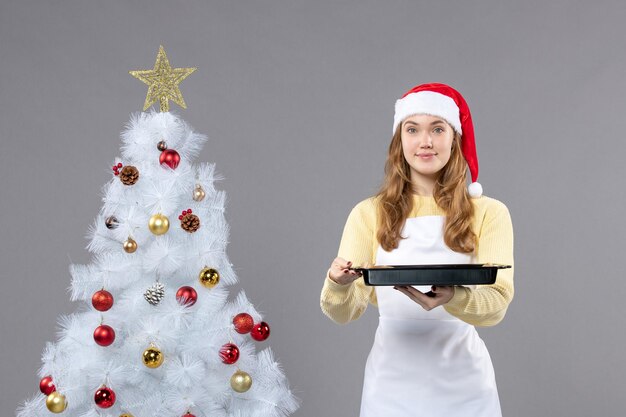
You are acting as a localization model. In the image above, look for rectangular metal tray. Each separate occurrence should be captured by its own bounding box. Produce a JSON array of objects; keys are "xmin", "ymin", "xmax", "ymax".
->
[{"xmin": 351, "ymin": 264, "xmax": 511, "ymax": 286}]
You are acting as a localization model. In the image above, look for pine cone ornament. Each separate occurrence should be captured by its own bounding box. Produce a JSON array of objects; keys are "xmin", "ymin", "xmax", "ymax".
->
[
  {"xmin": 179, "ymin": 209, "xmax": 200, "ymax": 233},
  {"xmin": 119, "ymin": 165, "xmax": 139, "ymax": 185},
  {"xmin": 144, "ymin": 282, "xmax": 165, "ymax": 305}
]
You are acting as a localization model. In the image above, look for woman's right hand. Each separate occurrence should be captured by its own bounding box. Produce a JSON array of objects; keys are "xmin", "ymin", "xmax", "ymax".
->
[{"xmin": 328, "ymin": 257, "xmax": 369, "ymax": 285}]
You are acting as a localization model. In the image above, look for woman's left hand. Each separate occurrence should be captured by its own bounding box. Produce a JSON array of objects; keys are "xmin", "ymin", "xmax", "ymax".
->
[{"xmin": 393, "ymin": 285, "xmax": 455, "ymax": 311}]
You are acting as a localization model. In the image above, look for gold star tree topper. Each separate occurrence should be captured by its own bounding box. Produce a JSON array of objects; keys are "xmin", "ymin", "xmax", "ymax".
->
[{"xmin": 130, "ymin": 45, "xmax": 196, "ymax": 112}]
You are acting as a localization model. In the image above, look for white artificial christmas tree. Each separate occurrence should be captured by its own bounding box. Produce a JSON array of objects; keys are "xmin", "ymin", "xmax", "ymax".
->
[{"xmin": 16, "ymin": 46, "xmax": 299, "ymax": 417}]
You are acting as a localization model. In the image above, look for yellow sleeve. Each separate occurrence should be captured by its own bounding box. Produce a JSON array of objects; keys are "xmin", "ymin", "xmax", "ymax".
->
[
  {"xmin": 320, "ymin": 199, "xmax": 378, "ymax": 325},
  {"xmin": 443, "ymin": 200, "xmax": 515, "ymax": 327}
]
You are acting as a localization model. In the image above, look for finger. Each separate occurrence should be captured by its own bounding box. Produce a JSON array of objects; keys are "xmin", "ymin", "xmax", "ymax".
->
[
  {"xmin": 394, "ymin": 286, "xmax": 428, "ymax": 309},
  {"xmin": 393, "ymin": 286, "xmax": 416, "ymax": 301},
  {"xmin": 353, "ymin": 261, "xmax": 371, "ymax": 276},
  {"xmin": 332, "ymin": 264, "xmax": 351, "ymax": 275},
  {"xmin": 399, "ymin": 286, "xmax": 441, "ymax": 309},
  {"xmin": 330, "ymin": 263, "xmax": 352, "ymax": 280},
  {"xmin": 399, "ymin": 286, "xmax": 425, "ymax": 298},
  {"xmin": 333, "ymin": 257, "xmax": 350, "ymax": 269},
  {"xmin": 431, "ymin": 285, "xmax": 454, "ymax": 296}
]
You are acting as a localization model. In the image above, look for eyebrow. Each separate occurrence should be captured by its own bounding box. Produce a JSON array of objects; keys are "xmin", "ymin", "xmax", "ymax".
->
[{"xmin": 403, "ymin": 120, "xmax": 446, "ymax": 126}]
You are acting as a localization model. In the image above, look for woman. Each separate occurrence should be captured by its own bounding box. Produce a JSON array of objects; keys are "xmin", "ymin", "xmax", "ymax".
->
[{"xmin": 320, "ymin": 83, "xmax": 514, "ymax": 417}]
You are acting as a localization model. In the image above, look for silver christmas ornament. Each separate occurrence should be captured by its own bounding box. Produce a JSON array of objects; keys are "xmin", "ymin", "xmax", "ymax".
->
[{"xmin": 144, "ymin": 282, "xmax": 165, "ymax": 305}]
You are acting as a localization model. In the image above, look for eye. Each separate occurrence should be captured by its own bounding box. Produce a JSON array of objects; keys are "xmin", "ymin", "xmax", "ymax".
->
[
  {"xmin": 433, "ymin": 127, "xmax": 445, "ymax": 134},
  {"xmin": 406, "ymin": 127, "xmax": 417, "ymax": 134}
]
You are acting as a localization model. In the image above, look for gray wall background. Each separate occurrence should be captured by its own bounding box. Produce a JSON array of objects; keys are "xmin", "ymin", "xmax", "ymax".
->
[{"xmin": 1, "ymin": 1, "xmax": 624, "ymax": 416}]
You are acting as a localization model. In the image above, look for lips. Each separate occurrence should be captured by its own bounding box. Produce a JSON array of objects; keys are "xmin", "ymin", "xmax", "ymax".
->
[{"xmin": 416, "ymin": 153, "xmax": 436, "ymax": 159}]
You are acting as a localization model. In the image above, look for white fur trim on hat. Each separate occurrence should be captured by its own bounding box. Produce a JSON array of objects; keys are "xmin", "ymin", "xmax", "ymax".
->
[
  {"xmin": 468, "ymin": 181, "xmax": 483, "ymax": 198},
  {"xmin": 393, "ymin": 91, "xmax": 462, "ymax": 135}
]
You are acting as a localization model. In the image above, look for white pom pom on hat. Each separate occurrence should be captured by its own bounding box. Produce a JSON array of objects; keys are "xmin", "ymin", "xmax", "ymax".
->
[{"xmin": 393, "ymin": 82, "xmax": 482, "ymax": 198}]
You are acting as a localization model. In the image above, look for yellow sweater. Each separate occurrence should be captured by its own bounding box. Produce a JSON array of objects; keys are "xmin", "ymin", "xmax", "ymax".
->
[{"xmin": 320, "ymin": 194, "xmax": 514, "ymax": 327}]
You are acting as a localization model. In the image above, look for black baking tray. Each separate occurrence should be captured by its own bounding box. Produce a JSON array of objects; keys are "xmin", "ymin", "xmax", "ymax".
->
[{"xmin": 351, "ymin": 264, "xmax": 511, "ymax": 286}]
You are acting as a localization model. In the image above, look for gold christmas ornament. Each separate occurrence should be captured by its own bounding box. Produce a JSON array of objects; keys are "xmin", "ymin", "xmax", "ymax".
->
[
  {"xmin": 193, "ymin": 184, "xmax": 206, "ymax": 202},
  {"xmin": 157, "ymin": 140, "xmax": 167, "ymax": 151},
  {"xmin": 123, "ymin": 237, "xmax": 138, "ymax": 253},
  {"xmin": 142, "ymin": 346, "xmax": 164, "ymax": 368},
  {"xmin": 120, "ymin": 414, "xmax": 134, "ymax": 417},
  {"xmin": 46, "ymin": 391, "xmax": 68, "ymax": 413},
  {"xmin": 129, "ymin": 45, "xmax": 196, "ymax": 112},
  {"xmin": 230, "ymin": 370, "xmax": 252, "ymax": 393},
  {"xmin": 148, "ymin": 213, "xmax": 170, "ymax": 235},
  {"xmin": 199, "ymin": 267, "xmax": 220, "ymax": 288}
]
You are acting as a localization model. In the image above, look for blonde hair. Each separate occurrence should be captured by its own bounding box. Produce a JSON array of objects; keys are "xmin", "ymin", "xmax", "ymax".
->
[{"xmin": 374, "ymin": 124, "xmax": 476, "ymax": 253}]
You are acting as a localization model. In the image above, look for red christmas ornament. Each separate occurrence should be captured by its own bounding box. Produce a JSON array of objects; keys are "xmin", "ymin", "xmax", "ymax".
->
[
  {"xmin": 159, "ymin": 149, "xmax": 181, "ymax": 169},
  {"xmin": 182, "ymin": 413, "xmax": 196, "ymax": 417},
  {"xmin": 176, "ymin": 286, "xmax": 198, "ymax": 306},
  {"xmin": 39, "ymin": 375, "xmax": 56, "ymax": 395},
  {"xmin": 233, "ymin": 313, "xmax": 254, "ymax": 334},
  {"xmin": 219, "ymin": 343, "xmax": 240, "ymax": 364},
  {"xmin": 251, "ymin": 321, "xmax": 270, "ymax": 341},
  {"xmin": 93, "ymin": 324, "xmax": 115, "ymax": 346},
  {"xmin": 92, "ymin": 289, "xmax": 114, "ymax": 312},
  {"xmin": 94, "ymin": 386, "xmax": 116, "ymax": 408}
]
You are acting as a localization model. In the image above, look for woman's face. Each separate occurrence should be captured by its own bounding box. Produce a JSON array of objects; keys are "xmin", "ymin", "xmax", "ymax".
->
[{"xmin": 400, "ymin": 114, "xmax": 455, "ymax": 181}]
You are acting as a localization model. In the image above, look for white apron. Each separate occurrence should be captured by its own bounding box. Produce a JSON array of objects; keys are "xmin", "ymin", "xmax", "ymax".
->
[{"xmin": 359, "ymin": 216, "xmax": 502, "ymax": 417}]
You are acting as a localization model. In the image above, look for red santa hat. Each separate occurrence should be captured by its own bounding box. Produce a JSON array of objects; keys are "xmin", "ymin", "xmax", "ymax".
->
[{"xmin": 393, "ymin": 82, "xmax": 483, "ymax": 198}]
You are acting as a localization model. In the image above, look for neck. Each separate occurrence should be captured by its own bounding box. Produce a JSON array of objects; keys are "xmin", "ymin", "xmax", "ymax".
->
[{"xmin": 410, "ymin": 172, "xmax": 438, "ymax": 196}]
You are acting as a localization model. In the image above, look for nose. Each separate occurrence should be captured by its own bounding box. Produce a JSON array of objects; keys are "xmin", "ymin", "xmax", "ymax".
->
[{"xmin": 419, "ymin": 132, "xmax": 433, "ymax": 148}]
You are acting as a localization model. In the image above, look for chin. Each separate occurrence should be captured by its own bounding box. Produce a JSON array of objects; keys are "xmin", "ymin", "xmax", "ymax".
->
[{"xmin": 413, "ymin": 165, "xmax": 443, "ymax": 176}]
